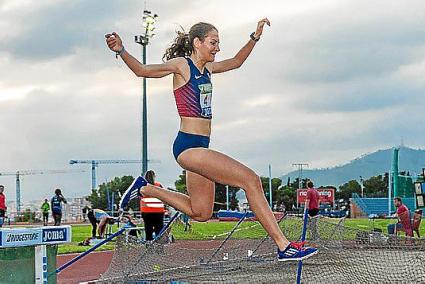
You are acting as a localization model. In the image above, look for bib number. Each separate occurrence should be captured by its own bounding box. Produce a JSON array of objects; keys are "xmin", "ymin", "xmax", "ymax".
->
[{"xmin": 199, "ymin": 83, "xmax": 212, "ymax": 118}]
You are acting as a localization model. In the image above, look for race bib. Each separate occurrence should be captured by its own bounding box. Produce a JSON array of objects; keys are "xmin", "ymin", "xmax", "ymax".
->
[{"xmin": 198, "ymin": 83, "xmax": 212, "ymax": 118}]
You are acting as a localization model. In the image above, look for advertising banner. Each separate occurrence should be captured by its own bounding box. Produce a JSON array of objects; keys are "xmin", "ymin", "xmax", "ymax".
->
[
  {"xmin": 297, "ymin": 188, "xmax": 335, "ymax": 205},
  {"xmin": 0, "ymin": 226, "xmax": 71, "ymax": 248}
]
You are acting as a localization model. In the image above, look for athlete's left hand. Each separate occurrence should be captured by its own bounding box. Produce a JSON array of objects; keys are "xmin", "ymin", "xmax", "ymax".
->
[{"xmin": 254, "ymin": 18, "xmax": 271, "ymax": 39}]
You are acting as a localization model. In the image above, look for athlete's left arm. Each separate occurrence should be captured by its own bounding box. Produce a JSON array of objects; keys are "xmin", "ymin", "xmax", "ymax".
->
[{"xmin": 210, "ymin": 18, "xmax": 270, "ymax": 74}]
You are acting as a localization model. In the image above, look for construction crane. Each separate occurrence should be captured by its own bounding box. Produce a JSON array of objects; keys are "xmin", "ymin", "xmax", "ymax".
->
[
  {"xmin": 0, "ymin": 169, "xmax": 86, "ymax": 213},
  {"xmin": 69, "ymin": 159, "xmax": 159, "ymax": 191}
]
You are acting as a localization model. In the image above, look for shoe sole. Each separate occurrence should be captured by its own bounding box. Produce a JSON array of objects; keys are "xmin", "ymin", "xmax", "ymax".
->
[
  {"xmin": 127, "ymin": 177, "xmax": 146, "ymax": 197},
  {"xmin": 277, "ymin": 249, "xmax": 319, "ymax": 262}
]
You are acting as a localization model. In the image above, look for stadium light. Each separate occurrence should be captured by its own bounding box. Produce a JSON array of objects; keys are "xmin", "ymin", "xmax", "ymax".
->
[{"xmin": 134, "ymin": 10, "xmax": 158, "ymax": 174}]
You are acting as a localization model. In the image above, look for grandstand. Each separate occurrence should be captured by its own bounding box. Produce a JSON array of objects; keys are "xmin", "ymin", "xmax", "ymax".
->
[
  {"xmin": 350, "ymin": 148, "xmax": 420, "ymax": 218},
  {"xmin": 351, "ymin": 194, "xmax": 417, "ymax": 217}
]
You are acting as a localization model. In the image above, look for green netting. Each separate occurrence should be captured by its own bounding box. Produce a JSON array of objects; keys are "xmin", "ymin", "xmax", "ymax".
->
[
  {"xmin": 0, "ymin": 245, "xmax": 58, "ymax": 284},
  {"xmin": 97, "ymin": 215, "xmax": 425, "ymax": 283}
]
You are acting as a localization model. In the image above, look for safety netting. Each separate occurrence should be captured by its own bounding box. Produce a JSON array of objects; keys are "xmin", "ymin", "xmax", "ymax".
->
[{"xmin": 96, "ymin": 214, "xmax": 425, "ymax": 283}]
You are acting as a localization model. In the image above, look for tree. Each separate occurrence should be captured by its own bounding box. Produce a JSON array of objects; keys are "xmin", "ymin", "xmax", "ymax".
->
[
  {"xmin": 175, "ymin": 170, "xmax": 187, "ymax": 194},
  {"xmin": 290, "ymin": 177, "xmax": 309, "ymax": 190},
  {"xmin": 337, "ymin": 180, "xmax": 361, "ymax": 202},
  {"xmin": 229, "ymin": 189, "xmax": 239, "ymax": 210},
  {"xmin": 213, "ymin": 184, "xmax": 240, "ymax": 211},
  {"xmin": 174, "ymin": 170, "xmax": 239, "ymax": 212},
  {"xmin": 261, "ymin": 177, "xmax": 282, "ymax": 208},
  {"xmin": 86, "ymin": 175, "xmax": 138, "ymax": 211},
  {"xmin": 364, "ymin": 175, "xmax": 388, "ymax": 197},
  {"xmin": 278, "ymin": 185, "xmax": 297, "ymax": 211}
]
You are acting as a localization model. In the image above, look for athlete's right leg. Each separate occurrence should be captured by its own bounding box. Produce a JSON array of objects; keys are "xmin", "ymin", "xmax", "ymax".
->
[{"xmin": 176, "ymin": 148, "xmax": 318, "ymax": 261}]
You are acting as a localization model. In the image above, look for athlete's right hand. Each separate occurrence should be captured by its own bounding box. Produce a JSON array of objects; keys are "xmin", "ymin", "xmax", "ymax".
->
[{"xmin": 105, "ymin": 32, "xmax": 123, "ymax": 52}]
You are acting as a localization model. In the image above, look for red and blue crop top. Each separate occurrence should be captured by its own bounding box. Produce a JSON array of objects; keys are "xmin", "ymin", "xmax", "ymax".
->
[{"xmin": 173, "ymin": 58, "xmax": 213, "ymax": 119}]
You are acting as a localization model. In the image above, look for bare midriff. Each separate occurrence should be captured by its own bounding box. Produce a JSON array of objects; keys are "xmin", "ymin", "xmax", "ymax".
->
[{"xmin": 179, "ymin": 117, "xmax": 211, "ymax": 137}]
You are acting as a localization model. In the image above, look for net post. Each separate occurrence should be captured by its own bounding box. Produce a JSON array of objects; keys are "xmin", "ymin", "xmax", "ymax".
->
[
  {"xmin": 205, "ymin": 212, "xmax": 249, "ymax": 264},
  {"xmin": 153, "ymin": 211, "xmax": 180, "ymax": 242},
  {"xmin": 55, "ymin": 226, "xmax": 126, "ymax": 274},
  {"xmin": 250, "ymin": 213, "xmax": 286, "ymax": 257},
  {"xmin": 35, "ymin": 245, "xmax": 47, "ymax": 284},
  {"xmin": 296, "ymin": 207, "xmax": 309, "ymax": 284}
]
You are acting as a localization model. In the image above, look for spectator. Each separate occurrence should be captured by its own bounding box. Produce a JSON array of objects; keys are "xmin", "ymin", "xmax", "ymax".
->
[
  {"xmin": 305, "ymin": 181, "xmax": 320, "ymax": 217},
  {"xmin": 0, "ymin": 185, "xmax": 6, "ymax": 228},
  {"xmin": 41, "ymin": 199, "xmax": 50, "ymax": 226},
  {"xmin": 87, "ymin": 208, "xmax": 116, "ymax": 238},
  {"xmin": 387, "ymin": 197, "xmax": 413, "ymax": 236},
  {"xmin": 140, "ymin": 170, "xmax": 165, "ymax": 241},
  {"xmin": 82, "ymin": 205, "xmax": 90, "ymax": 222},
  {"xmin": 182, "ymin": 213, "xmax": 191, "ymax": 232},
  {"xmin": 305, "ymin": 180, "xmax": 320, "ymax": 240},
  {"xmin": 51, "ymin": 188, "xmax": 67, "ymax": 226}
]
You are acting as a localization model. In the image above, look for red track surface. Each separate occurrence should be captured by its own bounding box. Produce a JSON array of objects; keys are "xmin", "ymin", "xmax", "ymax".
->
[{"xmin": 56, "ymin": 250, "xmax": 113, "ymax": 284}]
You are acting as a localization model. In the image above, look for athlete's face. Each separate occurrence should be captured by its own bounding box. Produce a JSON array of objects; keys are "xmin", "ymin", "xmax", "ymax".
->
[
  {"xmin": 197, "ymin": 29, "xmax": 220, "ymax": 62},
  {"xmin": 394, "ymin": 199, "xmax": 401, "ymax": 208}
]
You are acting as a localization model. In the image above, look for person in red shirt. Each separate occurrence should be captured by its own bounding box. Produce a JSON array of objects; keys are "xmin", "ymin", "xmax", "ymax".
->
[
  {"xmin": 305, "ymin": 181, "xmax": 320, "ymax": 217},
  {"xmin": 305, "ymin": 181, "xmax": 320, "ymax": 240},
  {"xmin": 387, "ymin": 197, "xmax": 412, "ymax": 236},
  {"xmin": 0, "ymin": 185, "xmax": 7, "ymax": 227}
]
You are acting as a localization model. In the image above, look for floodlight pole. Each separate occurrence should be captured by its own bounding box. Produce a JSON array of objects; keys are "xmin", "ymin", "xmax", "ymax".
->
[
  {"xmin": 269, "ymin": 164, "xmax": 273, "ymax": 209},
  {"xmin": 292, "ymin": 163, "xmax": 309, "ymax": 208},
  {"xmin": 135, "ymin": 10, "xmax": 158, "ymax": 175}
]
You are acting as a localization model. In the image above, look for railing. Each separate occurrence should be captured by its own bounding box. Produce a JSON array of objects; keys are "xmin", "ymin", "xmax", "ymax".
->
[{"xmin": 351, "ymin": 193, "xmax": 369, "ymax": 215}]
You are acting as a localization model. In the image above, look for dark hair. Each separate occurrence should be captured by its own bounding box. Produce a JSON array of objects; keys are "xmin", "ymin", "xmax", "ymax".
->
[
  {"xmin": 144, "ymin": 170, "xmax": 156, "ymax": 184},
  {"xmin": 163, "ymin": 22, "xmax": 217, "ymax": 61},
  {"xmin": 55, "ymin": 188, "xmax": 62, "ymax": 195},
  {"xmin": 307, "ymin": 181, "xmax": 314, "ymax": 189},
  {"xmin": 394, "ymin": 197, "xmax": 402, "ymax": 203},
  {"xmin": 108, "ymin": 218, "xmax": 116, "ymax": 225}
]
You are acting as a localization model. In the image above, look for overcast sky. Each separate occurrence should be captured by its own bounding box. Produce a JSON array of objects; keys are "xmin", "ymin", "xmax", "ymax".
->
[{"xmin": 1, "ymin": 0, "xmax": 425, "ymax": 205}]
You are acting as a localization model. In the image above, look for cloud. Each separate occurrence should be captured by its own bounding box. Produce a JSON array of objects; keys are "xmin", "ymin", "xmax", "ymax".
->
[{"xmin": 1, "ymin": 0, "xmax": 425, "ymax": 205}]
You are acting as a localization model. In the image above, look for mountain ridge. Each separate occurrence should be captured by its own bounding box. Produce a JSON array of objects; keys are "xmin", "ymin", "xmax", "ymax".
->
[{"xmin": 281, "ymin": 146, "xmax": 425, "ymax": 187}]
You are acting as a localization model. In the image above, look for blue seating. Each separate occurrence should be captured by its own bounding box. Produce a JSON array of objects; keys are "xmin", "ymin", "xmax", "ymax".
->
[{"xmin": 351, "ymin": 194, "xmax": 417, "ymax": 216}]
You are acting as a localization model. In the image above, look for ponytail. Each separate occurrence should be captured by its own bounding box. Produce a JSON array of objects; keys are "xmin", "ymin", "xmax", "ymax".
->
[
  {"xmin": 163, "ymin": 22, "xmax": 217, "ymax": 62},
  {"xmin": 163, "ymin": 30, "xmax": 192, "ymax": 61}
]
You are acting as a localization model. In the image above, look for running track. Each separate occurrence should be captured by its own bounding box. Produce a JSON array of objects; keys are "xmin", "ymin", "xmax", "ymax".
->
[{"xmin": 56, "ymin": 250, "xmax": 113, "ymax": 284}]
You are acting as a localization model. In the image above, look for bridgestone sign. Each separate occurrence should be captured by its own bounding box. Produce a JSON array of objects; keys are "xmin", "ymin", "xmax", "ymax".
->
[{"xmin": 0, "ymin": 226, "xmax": 71, "ymax": 248}]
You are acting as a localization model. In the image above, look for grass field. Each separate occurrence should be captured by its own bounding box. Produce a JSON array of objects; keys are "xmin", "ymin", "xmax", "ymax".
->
[{"xmin": 57, "ymin": 218, "xmax": 425, "ymax": 254}]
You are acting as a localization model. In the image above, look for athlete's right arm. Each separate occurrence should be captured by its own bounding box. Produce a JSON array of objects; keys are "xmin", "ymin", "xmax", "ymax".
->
[{"xmin": 105, "ymin": 32, "xmax": 182, "ymax": 78}]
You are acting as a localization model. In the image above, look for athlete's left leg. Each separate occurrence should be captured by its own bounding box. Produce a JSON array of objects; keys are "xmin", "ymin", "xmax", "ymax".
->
[{"xmin": 140, "ymin": 170, "xmax": 215, "ymax": 222}]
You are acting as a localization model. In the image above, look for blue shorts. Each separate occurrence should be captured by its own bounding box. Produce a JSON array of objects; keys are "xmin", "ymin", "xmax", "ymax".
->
[{"xmin": 173, "ymin": 131, "xmax": 210, "ymax": 160}]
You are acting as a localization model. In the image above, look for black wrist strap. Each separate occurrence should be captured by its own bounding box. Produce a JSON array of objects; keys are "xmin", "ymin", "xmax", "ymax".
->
[
  {"xmin": 115, "ymin": 46, "xmax": 125, "ymax": 59},
  {"xmin": 250, "ymin": 32, "xmax": 260, "ymax": 42}
]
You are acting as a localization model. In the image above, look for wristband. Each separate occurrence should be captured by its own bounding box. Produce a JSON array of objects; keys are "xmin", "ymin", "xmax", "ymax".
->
[
  {"xmin": 250, "ymin": 32, "xmax": 260, "ymax": 42},
  {"xmin": 115, "ymin": 46, "xmax": 125, "ymax": 59}
]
